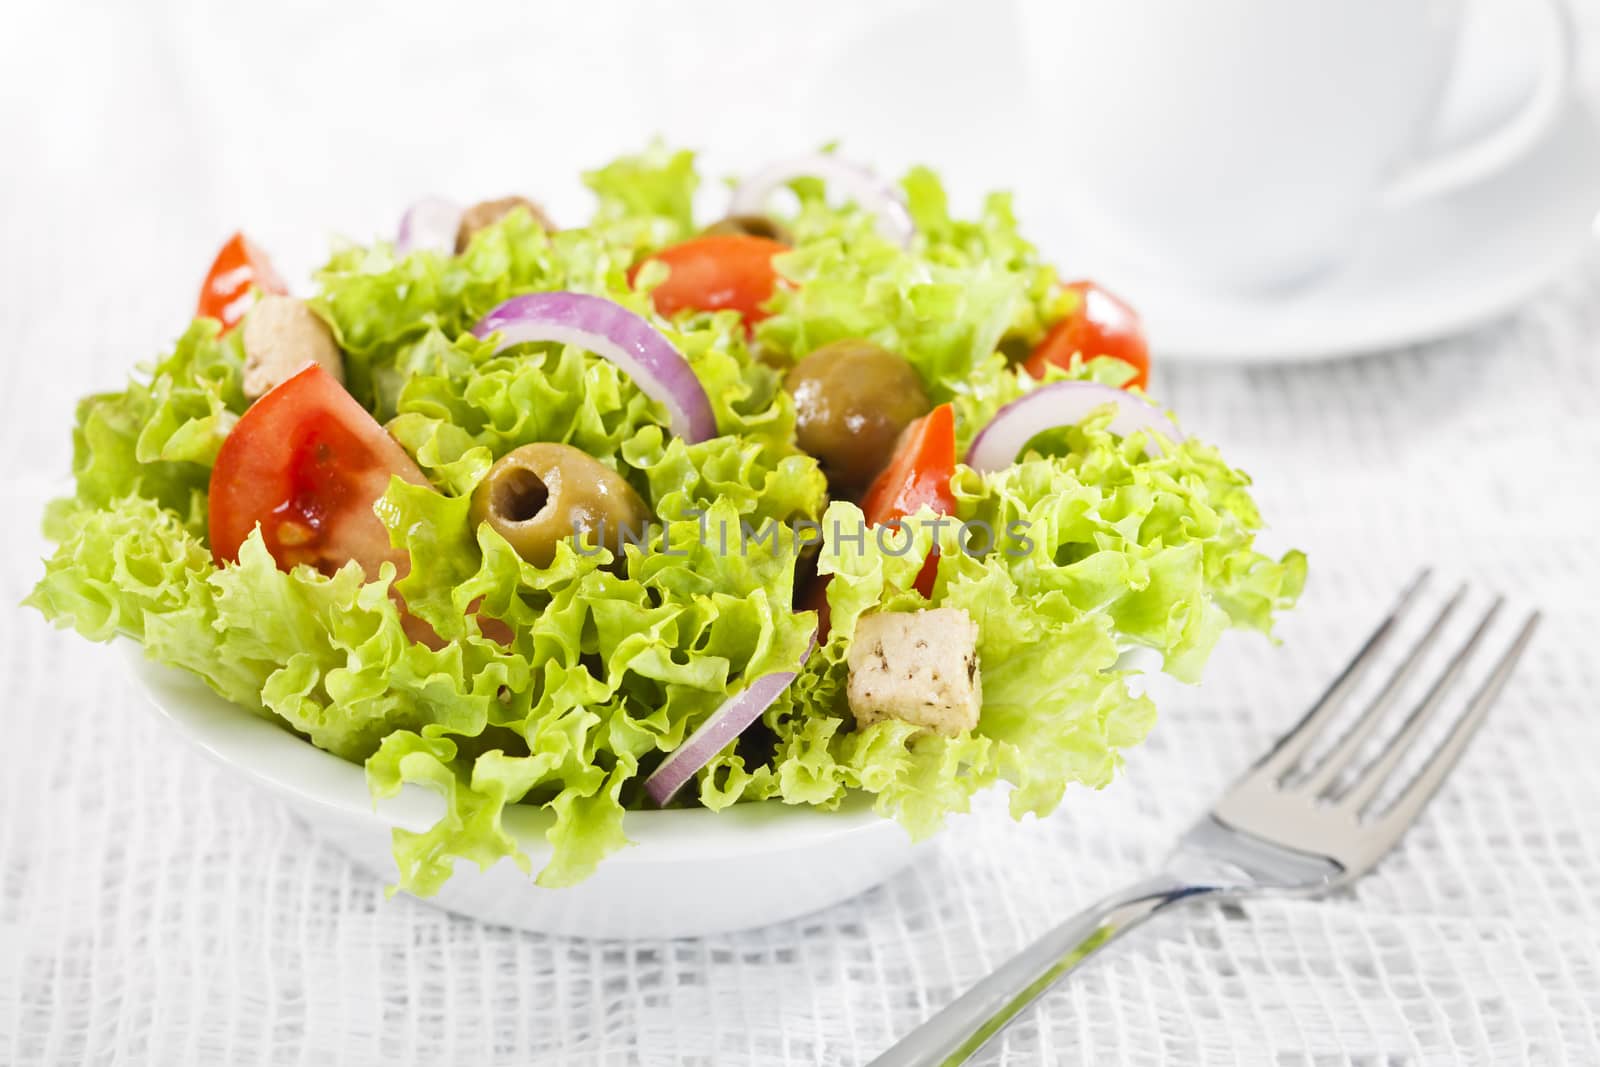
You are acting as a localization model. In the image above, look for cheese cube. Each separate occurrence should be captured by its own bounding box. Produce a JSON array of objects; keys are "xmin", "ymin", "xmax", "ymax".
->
[{"xmin": 846, "ymin": 609, "xmax": 982, "ymax": 737}]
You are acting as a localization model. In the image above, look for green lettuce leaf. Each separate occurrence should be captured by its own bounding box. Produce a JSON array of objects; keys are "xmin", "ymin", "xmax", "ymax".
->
[
  {"xmin": 583, "ymin": 141, "xmax": 700, "ymax": 248},
  {"xmin": 52, "ymin": 319, "xmax": 247, "ymax": 537},
  {"xmin": 755, "ymin": 165, "xmax": 1069, "ymax": 398},
  {"xmin": 688, "ymin": 405, "xmax": 1303, "ymax": 835}
]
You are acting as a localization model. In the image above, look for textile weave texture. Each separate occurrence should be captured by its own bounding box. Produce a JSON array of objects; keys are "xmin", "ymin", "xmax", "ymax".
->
[{"xmin": 2, "ymin": 2, "xmax": 1598, "ymax": 1062}]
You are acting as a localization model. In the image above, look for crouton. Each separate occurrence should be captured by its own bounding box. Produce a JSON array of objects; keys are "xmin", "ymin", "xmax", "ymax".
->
[
  {"xmin": 847, "ymin": 608, "xmax": 982, "ymax": 737},
  {"xmin": 455, "ymin": 195, "xmax": 556, "ymax": 252},
  {"xmin": 241, "ymin": 296, "xmax": 345, "ymax": 398}
]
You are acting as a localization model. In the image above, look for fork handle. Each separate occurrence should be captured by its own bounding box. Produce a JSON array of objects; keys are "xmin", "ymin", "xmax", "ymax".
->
[{"xmin": 867, "ymin": 872, "xmax": 1218, "ymax": 1067}]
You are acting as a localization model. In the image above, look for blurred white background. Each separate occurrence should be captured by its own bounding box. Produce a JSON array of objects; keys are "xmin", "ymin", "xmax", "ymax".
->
[
  {"xmin": 2, "ymin": 0, "xmax": 1031, "ymax": 276},
  {"xmin": 0, "ymin": 0, "xmax": 1025, "ymax": 467},
  {"xmin": 4, "ymin": 0, "xmax": 1597, "ymax": 420},
  {"xmin": 4, "ymin": 3, "xmax": 1600, "ymax": 1065}
]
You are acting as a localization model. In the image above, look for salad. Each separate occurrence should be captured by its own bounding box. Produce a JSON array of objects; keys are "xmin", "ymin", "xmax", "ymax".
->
[{"xmin": 28, "ymin": 146, "xmax": 1305, "ymax": 893}]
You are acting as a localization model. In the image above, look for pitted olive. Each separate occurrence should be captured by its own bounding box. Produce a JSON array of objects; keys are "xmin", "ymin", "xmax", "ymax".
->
[
  {"xmin": 783, "ymin": 340, "xmax": 930, "ymax": 489},
  {"xmin": 470, "ymin": 443, "xmax": 650, "ymax": 567}
]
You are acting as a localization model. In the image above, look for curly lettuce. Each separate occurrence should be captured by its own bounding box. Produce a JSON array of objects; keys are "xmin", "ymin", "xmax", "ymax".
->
[
  {"xmin": 688, "ymin": 414, "xmax": 1305, "ymax": 833},
  {"xmin": 755, "ymin": 164, "xmax": 1071, "ymax": 395},
  {"xmin": 29, "ymin": 146, "xmax": 1303, "ymax": 893}
]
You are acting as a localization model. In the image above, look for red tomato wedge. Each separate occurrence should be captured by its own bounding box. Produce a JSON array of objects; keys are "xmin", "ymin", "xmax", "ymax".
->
[
  {"xmin": 196, "ymin": 232, "xmax": 288, "ymax": 334},
  {"xmin": 632, "ymin": 234, "xmax": 787, "ymax": 328},
  {"xmin": 861, "ymin": 403, "xmax": 958, "ymax": 529},
  {"xmin": 208, "ymin": 364, "xmax": 427, "ymax": 576},
  {"xmin": 862, "ymin": 402, "xmax": 958, "ymax": 600},
  {"xmin": 802, "ymin": 404, "xmax": 958, "ymax": 636},
  {"xmin": 1023, "ymin": 280, "xmax": 1150, "ymax": 391}
]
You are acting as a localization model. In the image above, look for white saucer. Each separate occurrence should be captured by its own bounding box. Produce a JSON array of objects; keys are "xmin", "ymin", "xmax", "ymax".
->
[{"xmin": 1036, "ymin": 101, "xmax": 1600, "ymax": 364}]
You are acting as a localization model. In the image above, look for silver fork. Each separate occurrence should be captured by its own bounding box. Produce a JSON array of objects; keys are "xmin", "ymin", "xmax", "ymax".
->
[{"xmin": 869, "ymin": 571, "xmax": 1540, "ymax": 1067}]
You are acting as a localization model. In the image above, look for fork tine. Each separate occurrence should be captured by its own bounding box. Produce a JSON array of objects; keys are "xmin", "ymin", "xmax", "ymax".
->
[
  {"xmin": 1336, "ymin": 597, "xmax": 1504, "ymax": 814},
  {"xmin": 1250, "ymin": 568, "xmax": 1432, "ymax": 780},
  {"xmin": 1295, "ymin": 585, "xmax": 1467, "ymax": 795},
  {"xmin": 1374, "ymin": 611, "xmax": 1540, "ymax": 826}
]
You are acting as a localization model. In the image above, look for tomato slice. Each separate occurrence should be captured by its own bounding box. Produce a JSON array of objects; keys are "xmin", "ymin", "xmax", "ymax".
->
[
  {"xmin": 802, "ymin": 404, "xmax": 957, "ymax": 635},
  {"xmin": 861, "ymin": 403, "xmax": 958, "ymax": 528},
  {"xmin": 863, "ymin": 402, "xmax": 957, "ymax": 600},
  {"xmin": 197, "ymin": 232, "xmax": 288, "ymax": 334},
  {"xmin": 208, "ymin": 364, "xmax": 427, "ymax": 575},
  {"xmin": 632, "ymin": 234, "xmax": 787, "ymax": 328},
  {"xmin": 1023, "ymin": 280, "xmax": 1150, "ymax": 391}
]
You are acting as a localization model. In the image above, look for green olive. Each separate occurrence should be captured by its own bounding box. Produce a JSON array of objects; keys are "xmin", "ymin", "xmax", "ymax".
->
[
  {"xmin": 784, "ymin": 340, "xmax": 930, "ymax": 489},
  {"xmin": 703, "ymin": 214, "xmax": 792, "ymax": 244},
  {"xmin": 470, "ymin": 443, "xmax": 650, "ymax": 567}
]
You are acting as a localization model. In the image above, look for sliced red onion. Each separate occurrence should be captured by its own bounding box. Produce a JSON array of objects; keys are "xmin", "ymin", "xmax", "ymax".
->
[
  {"xmin": 966, "ymin": 381, "xmax": 1186, "ymax": 472},
  {"xmin": 730, "ymin": 155, "xmax": 914, "ymax": 247},
  {"xmin": 644, "ymin": 639, "xmax": 816, "ymax": 807},
  {"xmin": 396, "ymin": 197, "xmax": 462, "ymax": 255},
  {"xmin": 472, "ymin": 292, "xmax": 716, "ymax": 442}
]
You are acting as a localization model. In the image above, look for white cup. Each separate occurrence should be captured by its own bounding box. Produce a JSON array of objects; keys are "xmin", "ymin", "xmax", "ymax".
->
[{"xmin": 1015, "ymin": 0, "xmax": 1574, "ymax": 293}]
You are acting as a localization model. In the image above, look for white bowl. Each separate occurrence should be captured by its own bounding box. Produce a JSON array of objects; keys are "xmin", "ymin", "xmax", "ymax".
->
[{"xmin": 123, "ymin": 647, "xmax": 923, "ymax": 938}]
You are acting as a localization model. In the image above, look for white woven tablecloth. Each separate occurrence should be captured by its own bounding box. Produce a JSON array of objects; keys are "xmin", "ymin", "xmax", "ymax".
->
[{"xmin": 3, "ymin": 3, "xmax": 1598, "ymax": 1063}]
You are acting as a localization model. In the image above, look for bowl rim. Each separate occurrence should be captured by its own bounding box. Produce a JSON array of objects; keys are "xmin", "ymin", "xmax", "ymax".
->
[{"xmin": 120, "ymin": 643, "xmax": 901, "ymax": 868}]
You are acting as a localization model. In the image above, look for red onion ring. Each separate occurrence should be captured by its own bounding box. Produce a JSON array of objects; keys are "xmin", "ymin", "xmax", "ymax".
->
[
  {"xmin": 965, "ymin": 382, "xmax": 1185, "ymax": 472},
  {"xmin": 396, "ymin": 197, "xmax": 462, "ymax": 255},
  {"xmin": 472, "ymin": 292, "xmax": 716, "ymax": 443},
  {"xmin": 644, "ymin": 638, "xmax": 816, "ymax": 807},
  {"xmin": 730, "ymin": 155, "xmax": 914, "ymax": 247}
]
